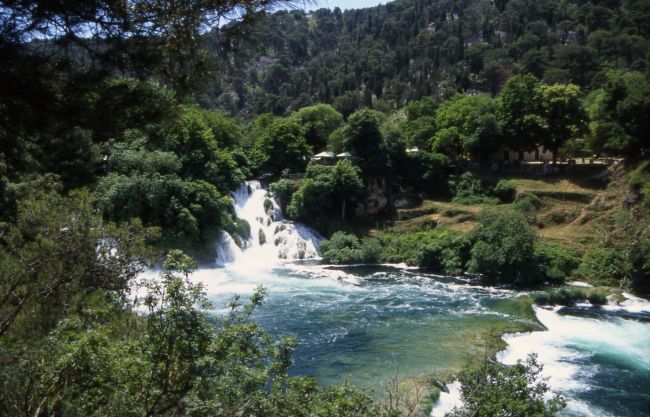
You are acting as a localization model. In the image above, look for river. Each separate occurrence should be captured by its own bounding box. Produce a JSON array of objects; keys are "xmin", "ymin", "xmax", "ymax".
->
[{"xmin": 162, "ymin": 182, "xmax": 650, "ymax": 417}]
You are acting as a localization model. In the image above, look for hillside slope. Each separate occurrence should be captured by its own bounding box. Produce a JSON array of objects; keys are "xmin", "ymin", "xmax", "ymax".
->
[{"xmin": 203, "ymin": 0, "xmax": 650, "ymax": 115}]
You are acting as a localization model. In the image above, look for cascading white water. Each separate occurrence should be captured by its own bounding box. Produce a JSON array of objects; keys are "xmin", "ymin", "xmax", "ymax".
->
[
  {"xmin": 497, "ymin": 304, "xmax": 650, "ymax": 417},
  {"xmin": 216, "ymin": 180, "xmax": 322, "ymax": 268},
  {"xmin": 215, "ymin": 231, "xmax": 243, "ymax": 266}
]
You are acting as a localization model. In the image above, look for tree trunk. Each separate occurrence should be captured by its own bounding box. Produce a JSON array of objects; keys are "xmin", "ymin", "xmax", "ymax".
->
[{"xmin": 341, "ymin": 200, "xmax": 346, "ymax": 220}]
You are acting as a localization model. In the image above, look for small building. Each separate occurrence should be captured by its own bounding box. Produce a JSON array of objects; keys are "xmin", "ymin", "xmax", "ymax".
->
[
  {"xmin": 311, "ymin": 151, "xmax": 336, "ymax": 164},
  {"xmin": 406, "ymin": 146, "xmax": 420, "ymax": 154},
  {"xmin": 489, "ymin": 146, "xmax": 553, "ymax": 163}
]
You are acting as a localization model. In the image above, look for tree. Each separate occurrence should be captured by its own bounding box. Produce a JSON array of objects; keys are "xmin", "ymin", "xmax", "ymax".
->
[
  {"xmin": 536, "ymin": 83, "xmax": 587, "ymax": 163},
  {"xmin": 497, "ymin": 74, "xmax": 545, "ymax": 152},
  {"xmin": 0, "ymin": 0, "xmax": 295, "ymax": 189},
  {"xmin": 96, "ymin": 132, "xmax": 235, "ymax": 248},
  {"xmin": 432, "ymin": 94, "xmax": 502, "ymax": 161},
  {"xmin": 446, "ymin": 354, "xmax": 565, "ymax": 417},
  {"xmin": 0, "ymin": 0, "xmax": 296, "ymax": 94},
  {"xmin": 332, "ymin": 159, "xmax": 364, "ymax": 219},
  {"xmin": 0, "ymin": 191, "xmax": 151, "ymax": 338},
  {"xmin": 587, "ymin": 70, "xmax": 650, "ymax": 156},
  {"xmin": 344, "ymin": 108, "xmax": 389, "ymax": 177},
  {"xmin": 252, "ymin": 118, "xmax": 312, "ymax": 178},
  {"xmin": 292, "ymin": 104, "xmax": 344, "ymax": 150},
  {"xmin": 400, "ymin": 97, "xmax": 439, "ymax": 148},
  {"xmin": 164, "ymin": 106, "xmax": 246, "ymax": 191}
]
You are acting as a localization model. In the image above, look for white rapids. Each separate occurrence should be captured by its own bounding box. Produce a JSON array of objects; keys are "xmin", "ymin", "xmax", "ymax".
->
[{"xmin": 432, "ymin": 296, "xmax": 650, "ymax": 417}]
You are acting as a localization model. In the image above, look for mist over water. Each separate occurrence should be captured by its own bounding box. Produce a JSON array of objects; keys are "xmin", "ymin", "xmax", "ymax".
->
[{"xmin": 199, "ymin": 182, "xmax": 650, "ymax": 416}]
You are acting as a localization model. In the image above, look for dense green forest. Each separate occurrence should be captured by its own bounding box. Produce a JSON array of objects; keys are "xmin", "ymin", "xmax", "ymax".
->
[
  {"xmin": 205, "ymin": 0, "xmax": 650, "ymax": 118},
  {"xmin": 1, "ymin": 0, "xmax": 649, "ymax": 415}
]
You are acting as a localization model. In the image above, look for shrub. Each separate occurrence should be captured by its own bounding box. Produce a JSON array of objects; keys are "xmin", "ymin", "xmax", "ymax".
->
[
  {"xmin": 534, "ymin": 243, "xmax": 580, "ymax": 281},
  {"xmin": 467, "ymin": 210, "xmax": 538, "ymax": 284},
  {"xmin": 224, "ymin": 218, "xmax": 251, "ymax": 248},
  {"xmin": 450, "ymin": 172, "xmax": 514, "ymax": 205},
  {"xmin": 319, "ymin": 232, "xmax": 364, "ymax": 264},
  {"xmin": 532, "ymin": 288, "xmax": 608, "ymax": 306},
  {"xmin": 376, "ymin": 228, "xmax": 469, "ymax": 272},
  {"xmin": 493, "ymin": 180, "xmax": 516, "ymax": 203},
  {"xmin": 628, "ymin": 161, "xmax": 650, "ymax": 208},
  {"xmin": 450, "ymin": 172, "xmax": 497, "ymax": 205},
  {"xmin": 263, "ymin": 198, "xmax": 273, "ymax": 213},
  {"xmin": 512, "ymin": 192, "xmax": 543, "ymax": 224},
  {"xmin": 575, "ymin": 247, "xmax": 630, "ymax": 286},
  {"xmin": 448, "ymin": 354, "xmax": 565, "ymax": 417},
  {"xmin": 360, "ymin": 237, "xmax": 382, "ymax": 263}
]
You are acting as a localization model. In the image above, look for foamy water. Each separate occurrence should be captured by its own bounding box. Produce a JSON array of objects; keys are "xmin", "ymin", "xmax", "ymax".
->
[
  {"xmin": 221, "ymin": 181, "xmax": 322, "ymax": 268},
  {"xmin": 498, "ymin": 303, "xmax": 650, "ymax": 417}
]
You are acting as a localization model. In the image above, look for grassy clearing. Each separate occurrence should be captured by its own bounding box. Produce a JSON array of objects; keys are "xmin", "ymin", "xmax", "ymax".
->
[
  {"xmin": 394, "ymin": 200, "xmax": 501, "ymax": 232},
  {"xmin": 508, "ymin": 177, "xmax": 602, "ymax": 194},
  {"xmin": 392, "ymin": 175, "xmax": 606, "ymax": 255}
]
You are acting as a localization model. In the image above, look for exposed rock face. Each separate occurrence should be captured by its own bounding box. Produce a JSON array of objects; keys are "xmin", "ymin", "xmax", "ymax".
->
[{"xmin": 355, "ymin": 177, "xmax": 389, "ymax": 217}]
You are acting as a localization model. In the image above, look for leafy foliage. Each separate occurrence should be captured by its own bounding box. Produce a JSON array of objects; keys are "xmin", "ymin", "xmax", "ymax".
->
[
  {"xmin": 534, "ymin": 243, "xmax": 581, "ymax": 282},
  {"xmin": 446, "ymin": 355, "xmax": 565, "ymax": 417},
  {"xmin": 532, "ymin": 287, "xmax": 608, "ymax": 306},
  {"xmin": 251, "ymin": 118, "xmax": 312, "ymax": 178},
  {"xmin": 319, "ymin": 232, "xmax": 382, "ymax": 264},
  {"xmin": 432, "ymin": 94, "xmax": 501, "ymax": 160},
  {"xmin": 0, "ymin": 248, "xmax": 391, "ymax": 417},
  {"xmin": 292, "ymin": 104, "xmax": 344, "ymax": 150},
  {"xmin": 575, "ymin": 247, "xmax": 631, "ymax": 286},
  {"xmin": 287, "ymin": 160, "xmax": 364, "ymax": 231},
  {"xmin": 0, "ymin": 191, "xmax": 152, "ymax": 338},
  {"xmin": 467, "ymin": 210, "xmax": 539, "ymax": 284}
]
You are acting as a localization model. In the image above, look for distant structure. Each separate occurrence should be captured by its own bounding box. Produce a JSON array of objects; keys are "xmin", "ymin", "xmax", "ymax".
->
[
  {"xmin": 311, "ymin": 151, "xmax": 354, "ymax": 165},
  {"xmin": 489, "ymin": 146, "xmax": 553, "ymax": 162}
]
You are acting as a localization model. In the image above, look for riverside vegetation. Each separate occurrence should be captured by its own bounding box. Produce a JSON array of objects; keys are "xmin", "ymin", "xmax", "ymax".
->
[{"xmin": 1, "ymin": 0, "xmax": 649, "ymax": 416}]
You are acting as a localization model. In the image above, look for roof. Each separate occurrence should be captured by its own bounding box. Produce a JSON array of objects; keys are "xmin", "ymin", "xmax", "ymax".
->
[
  {"xmin": 313, "ymin": 151, "xmax": 335, "ymax": 158},
  {"xmin": 337, "ymin": 152, "xmax": 352, "ymax": 158}
]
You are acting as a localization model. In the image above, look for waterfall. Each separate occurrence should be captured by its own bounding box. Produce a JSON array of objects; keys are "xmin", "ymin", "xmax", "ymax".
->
[
  {"xmin": 216, "ymin": 180, "xmax": 322, "ymax": 267},
  {"xmin": 215, "ymin": 231, "xmax": 242, "ymax": 266}
]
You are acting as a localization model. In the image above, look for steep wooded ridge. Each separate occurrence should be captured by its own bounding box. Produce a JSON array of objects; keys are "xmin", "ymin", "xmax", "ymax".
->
[{"xmin": 203, "ymin": 0, "xmax": 650, "ymax": 115}]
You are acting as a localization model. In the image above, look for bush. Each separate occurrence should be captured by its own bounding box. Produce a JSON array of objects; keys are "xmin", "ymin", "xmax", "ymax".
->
[
  {"xmin": 360, "ymin": 237, "xmax": 382, "ymax": 263},
  {"xmin": 450, "ymin": 172, "xmax": 496, "ymax": 204},
  {"xmin": 467, "ymin": 210, "xmax": 538, "ymax": 284},
  {"xmin": 628, "ymin": 161, "xmax": 650, "ymax": 208},
  {"xmin": 376, "ymin": 228, "xmax": 469, "ymax": 272},
  {"xmin": 493, "ymin": 180, "xmax": 516, "ymax": 203},
  {"xmin": 319, "ymin": 232, "xmax": 364, "ymax": 264},
  {"xmin": 534, "ymin": 243, "xmax": 580, "ymax": 281},
  {"xmin": 450, "ymin": 172, "xmax": 515, "ymax": 205},
  {"xmin": 532, "ymin": 287, "xmax": 608, "ymax": 306},
  {"xmin": 575, "ymin": 247, "xmax": 630, "ymax": 286},
  {"xmin": 512, "ymin": 192, "xmax": 543, "ymax": 224}
]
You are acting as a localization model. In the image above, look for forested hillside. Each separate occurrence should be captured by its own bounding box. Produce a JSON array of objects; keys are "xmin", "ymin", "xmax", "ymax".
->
[{"xmin": 204, "ymin": 0, "xmax": 650, "ymax": 116}]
